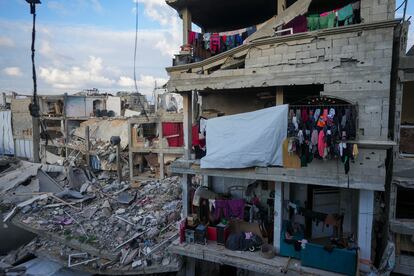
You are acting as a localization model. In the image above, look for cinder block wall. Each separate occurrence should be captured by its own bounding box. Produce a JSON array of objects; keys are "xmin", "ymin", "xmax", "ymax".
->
[
  {"xmin": 361, "ymin": 0, "xmax": 396, "ymax": 23},
  {"xmin": 245, "ymin": 26, "xmax": 395, "ymax": 141}
]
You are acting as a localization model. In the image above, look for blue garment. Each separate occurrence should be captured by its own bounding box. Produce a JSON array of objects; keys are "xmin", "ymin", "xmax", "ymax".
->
[
  {"xmin": 225, "ymin": 35, "xmax": 235, "ymax": 49},
  {"xmin": 246, "ymin": 26, "xmax": 257, "ymax": 36},
  {"xmin": 235, "ymin": 34, "xmax": 243, "ymax": 46}
]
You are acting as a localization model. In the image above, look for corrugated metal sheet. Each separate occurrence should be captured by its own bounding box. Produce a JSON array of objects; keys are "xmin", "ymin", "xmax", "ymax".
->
[
  {"xmin": 0, "ymin": 110, "xmax": 15, "ymax": 155},
  {"xmin": 14, "ymin": 139, "xmax": 33, "ymax": 160}
]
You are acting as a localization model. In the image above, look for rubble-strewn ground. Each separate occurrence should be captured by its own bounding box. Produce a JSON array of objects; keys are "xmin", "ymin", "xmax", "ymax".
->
[{"xmin": 1, "ymin": 158, "xmax": 183, "ymax": 274}]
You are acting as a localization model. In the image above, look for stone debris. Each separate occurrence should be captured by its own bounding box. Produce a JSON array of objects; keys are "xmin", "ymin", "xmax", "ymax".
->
[{"xmin": 0, "ymin": 159, "xmax": 183, "ymax": 274}]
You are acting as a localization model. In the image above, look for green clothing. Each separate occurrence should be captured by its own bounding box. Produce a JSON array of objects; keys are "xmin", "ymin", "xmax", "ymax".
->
[
  {"xmin": 319, "ymin": 12, "xmax": 336, "ymax": 29},
  {"xmin": 337, "ymin": 4, "xmax": 354, "ymax": 26},
  {"xmin": 307, "ymin": 14, "xmax": 319, "ymax": 31}
]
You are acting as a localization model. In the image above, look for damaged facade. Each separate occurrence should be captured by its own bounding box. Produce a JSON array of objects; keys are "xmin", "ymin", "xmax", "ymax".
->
[{"xmin": 165, "ymin": 0, "xmax": 411, "ymax": 275}]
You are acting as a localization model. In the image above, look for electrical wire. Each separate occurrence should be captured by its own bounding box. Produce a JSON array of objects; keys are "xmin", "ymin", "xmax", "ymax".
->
[
  {"xmin": 133, "ymin": 0, "xmax": 148, "ymax": 120},
  {"xmin": 395, "ymin": 0, "xmax": 406, "ymax": 12}
]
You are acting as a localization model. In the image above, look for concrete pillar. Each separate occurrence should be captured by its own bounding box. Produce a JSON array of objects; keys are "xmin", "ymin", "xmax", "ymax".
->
[
  {"xmin": 278, "ymin": 0, "xmax": 286, "ymax": 15},
  {"xmin": 128, "ymin": 120, "xmax": 134, "ymax": 182},
  {"xmin": 181, "ymin": 8, "xmax": 192, "ymax": 45},
  {"xmin": 185, "ymin": 257, "xmax": 195, "ymax": 276},
  {"xmin": 274, "ymin": 181, "xmax": 284, "ymax": 253},
  {"xmin": 183, "ymin": 92, "xmax": 192, "ymax": 160},
  {"xmin": 357, "ymin": 189, "xmax": 374, "ymax": 272},
  {"xmin": 157, "ymin": 118, "xmax": 165, "ymax": 179},
  {"xmin": 181, "ymin": 174, "xmax": 192, "ymax": 218}
]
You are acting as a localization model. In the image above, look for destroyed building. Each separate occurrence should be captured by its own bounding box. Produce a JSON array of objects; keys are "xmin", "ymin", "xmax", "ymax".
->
[
  {"xmin": 165, "ymin": 0, "xmax": 411, "ymax": 275},
  {"xmin": 0, "ymin": 91, "xmax": 184, "ymax": 181},
  {"xmin": 0, "ymin": 156, "xmax": 183, "ymax": 274}
]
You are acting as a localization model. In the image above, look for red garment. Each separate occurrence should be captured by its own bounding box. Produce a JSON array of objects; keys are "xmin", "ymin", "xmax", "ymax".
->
[
  {"xmin": 162, "ymin": 122, "xmax": 184, "ymax": 147},
  {"xmin": 188, "ymin": 31, "xmax": 196, "ymax": 45},
  {"xmin": 192, "ymin": 124, "xmax": 206, "ymax": 148},
  {"xmin": 210, "ymin": 33, "xmax": 221, "ymax": 53},
  {"xmin": 318, "ymin": 130, "xmax": 326, "ymax": 158},
  {"xmin": 301, "ymin": 108, "xmax": 309, "ymax": 123}
]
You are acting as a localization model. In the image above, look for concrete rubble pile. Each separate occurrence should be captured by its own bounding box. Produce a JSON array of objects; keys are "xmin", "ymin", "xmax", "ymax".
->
[
  {"xmin": 64, "ymin": 119, "xmax": 130, "ymax": 174},
  {"xmin": 0, "ymin": 157, "xmax": 183, "ymax": 274}
]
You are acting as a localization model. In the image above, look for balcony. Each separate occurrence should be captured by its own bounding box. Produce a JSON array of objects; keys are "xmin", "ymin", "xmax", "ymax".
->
[{"xmin": 172, "ymin": 0, "xmax": 362, "ymax": 66}]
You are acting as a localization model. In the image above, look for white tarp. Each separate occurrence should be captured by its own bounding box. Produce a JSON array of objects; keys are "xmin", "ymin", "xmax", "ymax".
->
[
  {"xmin": 0, "ymin": 111, "xmax": 15, "ymax": 155},
  {"xmin": 201, "ymin": 105, "xmax": 288, "ymax": 169}
]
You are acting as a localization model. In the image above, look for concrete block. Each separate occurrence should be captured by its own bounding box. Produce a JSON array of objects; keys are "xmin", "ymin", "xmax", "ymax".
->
[
  {"xmin": 248, "ymin": 49, "xmax": 262, "ymax": 59},
  {"xmin": 268, "ymin": 54, "xmax": 283, "ymax": 65},
  {"xmin": 296, "ymin": 51, "xmax": 310, "ymax": 60},
  {"xmin": 316, "ymin": 39, "xmax": 331, "ymax": 49},
  {"xmin": 261, "ymin": 48, "xmax": 275, "ymax": 57},
  {"xmin": 333, "ymin": 38, "xmax": 349, "ymax": 48},
  {"xmin": 301, "ymin": 57, "xmax": 318, "ymax": 64},
  {"xmin": 287, "ymin": 45, "xmax": 301, "ymax": 54},
  {"xmin": 374, "ymin": 41, "xmax": 392, "ymax": 50},
  {"xmin": 310, "ymin": 48, "xmax": 325, "ymax": 57}
]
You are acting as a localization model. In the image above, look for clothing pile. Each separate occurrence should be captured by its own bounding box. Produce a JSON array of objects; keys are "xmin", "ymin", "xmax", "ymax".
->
[
  {"xmin": 187, "ymin": 26, "xmax": 257, "ymax": 60},
  {"xmin": 287, "ymin": 105, "xmax": 358, "ymax": 173},
  {"xmin": 225, "ymin": 232, "xmax": 263, "ymax": 251}
]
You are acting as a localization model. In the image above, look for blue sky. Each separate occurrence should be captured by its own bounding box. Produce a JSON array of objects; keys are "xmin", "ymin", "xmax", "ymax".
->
[{"xmin": 0, "ymin": 0, "xmax": 413, "ymax": 96}]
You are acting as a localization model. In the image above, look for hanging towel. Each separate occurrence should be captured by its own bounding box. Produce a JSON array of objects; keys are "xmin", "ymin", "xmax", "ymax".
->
[
  {"xmin": 307, "ymin": 14, "xmax": 319, "ymax": 31},
  {"xmin": 337, "ymin": 4, "xmax": 354, "ymax": 26},
  {"xmin": 319, "ymin": 11, "xmax": 336, "ymax": 29}
]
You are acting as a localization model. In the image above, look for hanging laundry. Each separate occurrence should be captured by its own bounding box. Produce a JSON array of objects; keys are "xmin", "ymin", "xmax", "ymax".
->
[
  {"xmin": 307, "ymin": 14, "xmax": 320, "ymax": 31},
  {"xmin": 235, "ymin": 34, "xmax": 243, "ymax": 46},
  {"xmin": 352, "ymin": 143, "xmax": 359, "ymax": 158},
  {"xmin": 317, "ymin": 109, "xmax": 328, "ymax": 127},
  {"xmin": 246, "ymin": 26, "xmax": 257, "ymax": 36},
  {"xmin": 301, "ymin": 108, "xmax": 309, "ymax": 123},
  {"xmin": 314, "ymin": 108, "xmax": 321, "ymax": 122},
  {"xmin": 203, "ymin": 33, "xmax": 211, "ymax": 50},
  {"xmin": 319, "ymin": 11, "xmax": 336, "ymax": 29},
  {"xmin": 337, "ymin": 4, "xmax": 354, "ymax": 26},
  {"xmin": 210, "ymin": 33, "xmax": 221, "ymax": 53},
  {"xmin": 311, "ymin": 129, "xmax": 318, "ymax": 146},
  {"xmin": 188, "ymin": 31, "xmax": 196, "ymax": 45},
  {"xmin": 318, "ymin": 130, "xmax": 326, "ymax": 158},
  {"xmin": 283, "ymin": 15, "xmax": 308, "ymax": 34}
]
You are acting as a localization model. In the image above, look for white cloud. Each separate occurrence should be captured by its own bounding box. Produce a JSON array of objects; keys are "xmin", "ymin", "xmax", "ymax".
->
[
  {"xmin": 2, "ymin": 67, "xmax": 22, "ymax": 77},
  {"xmin": 118, "ymin": 76, "xmax": 135, "ymax": 87},
  {"xmin": 39, "ymin": 56, "xmax": 115, "ymax": 89},
  {"xmin": 0, "ymin": 36, "xmax": 14, "ymax": 47},
  {"xmin": 0, "ymin": 0, "xmax": 182, "ymax": 95},
  {"xmin": 118, "ymin": 74, "xmax": 167, "ymax": 96}
]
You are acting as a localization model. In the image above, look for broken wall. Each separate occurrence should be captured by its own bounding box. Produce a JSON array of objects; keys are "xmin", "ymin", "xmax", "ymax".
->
[
  {"xmin": 11, "ymin": 98, "xmax": 33, "ymax": 160},
  {"xmin": 244, "ymin": 26, "xmax": 394, "ymax": 140}
]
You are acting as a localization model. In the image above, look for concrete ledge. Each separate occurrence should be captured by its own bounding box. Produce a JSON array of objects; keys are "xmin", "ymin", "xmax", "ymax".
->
[
  {"xmin": 170, "ymin": 159, "xmax": 385, "ymax": 191},
  {"xmin": 168, "ymin": 239, "xmax": 342, "ymax": 276}
]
